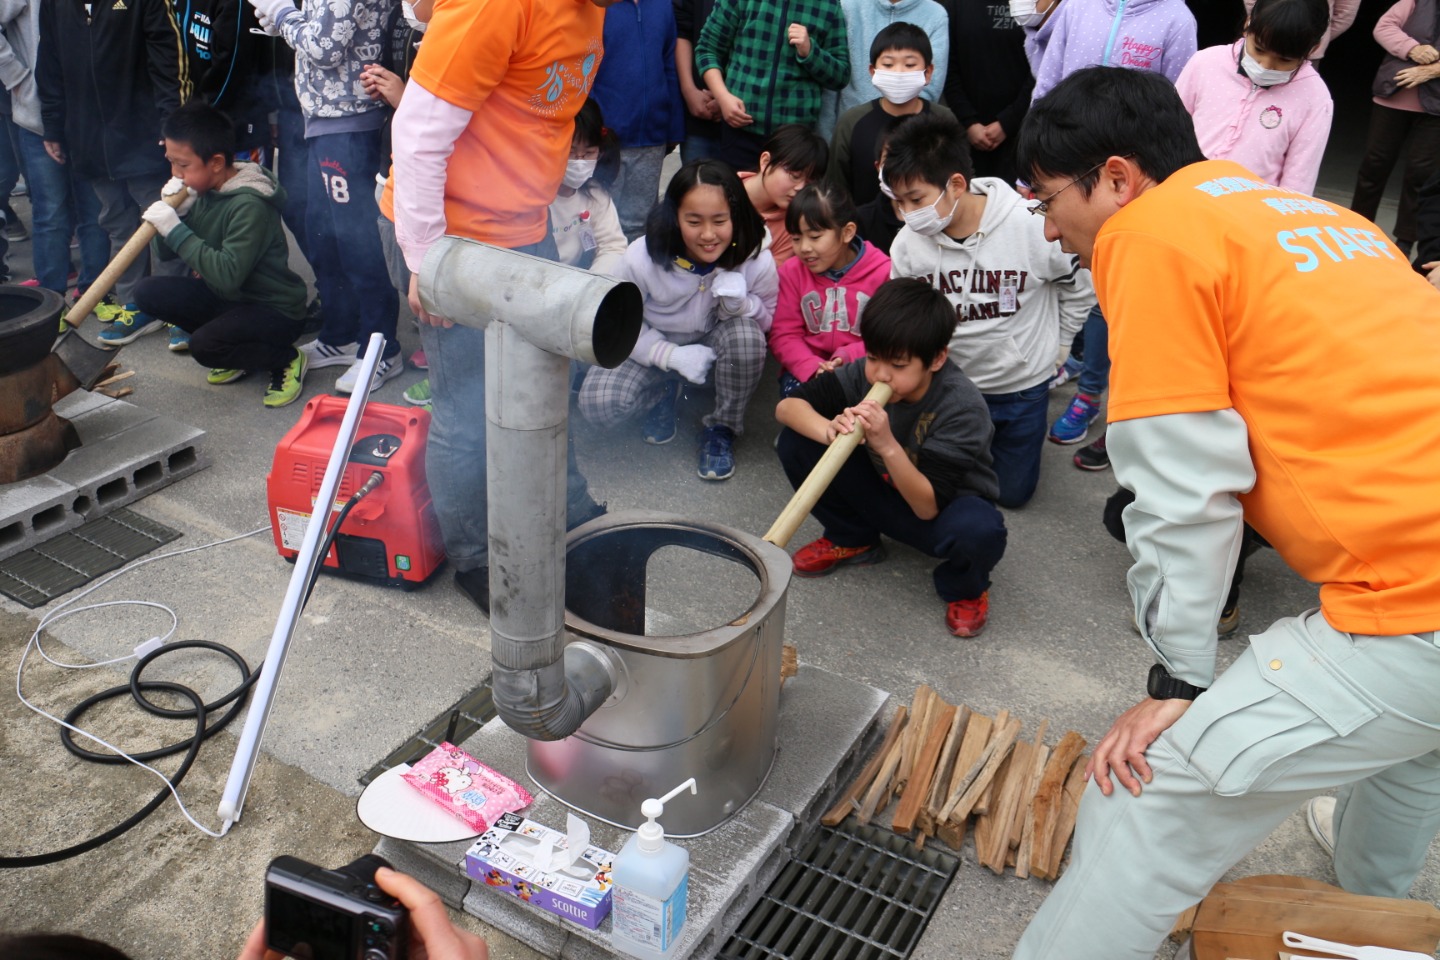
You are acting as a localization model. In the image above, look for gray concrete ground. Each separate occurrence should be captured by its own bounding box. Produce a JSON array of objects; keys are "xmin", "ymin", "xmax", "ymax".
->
[{"xmin": 1, "ymin": 136, "xmax": 1435, "ymax": 960}]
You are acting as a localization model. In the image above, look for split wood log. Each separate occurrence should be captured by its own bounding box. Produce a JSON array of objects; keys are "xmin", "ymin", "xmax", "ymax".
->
[
  {"xmin": 1027, "ymin": 731, "xmax": 1088, "ymax": 876},
  {"xmin": 893, "ymin": 702, "xmax": 957, "ymax": 834},
  {"xmin": 944, "ymin": 712, "xmax": 991, "ymax": 808},
  {"xmin": 979, "ymin": 741, "xmax": 1031, "ymax": 872},
  {"xmin": 858, "ymin": 724, "xmax": 910, "ymax": 825},
  {"xmin": 1007, "ymin": 720, "xmax": 1049, "ymax": 854},
  {"xmin": 1014, "ymin": 741, "xmax": 1050, "ymax": 878},
  {"xmin": 897, "ymin": 686, "xmax": 937, "ymax": 794},
  {"xmin": 940, "ymin": 714, "xmax": 1022, "ymax": 823},
  {"xmin": 1042, "ymin": 753, "xmax": 1090, "ymax": 879},
  {"xmin": 821, "ymin": 706, "xmax": 908, "ymax": 827},
  {"xmin": 925, "ymin": 705, "xmax": 970, "ymax": 819}
]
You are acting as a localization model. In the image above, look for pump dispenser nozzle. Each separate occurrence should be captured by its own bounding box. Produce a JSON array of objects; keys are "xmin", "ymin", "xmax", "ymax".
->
[{"xmin": 636, "ymin": 779, "xmax": 697, "ymax": 853}]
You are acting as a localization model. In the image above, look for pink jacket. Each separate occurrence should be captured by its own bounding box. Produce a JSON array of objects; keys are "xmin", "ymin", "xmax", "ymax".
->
[
  {"xmin": 1176, "ymin": 42, "xmax": 1333, "ymax": 195},
  {"xmin": 769, "ymin": 241, "xmax": 891, "ymax": 381}
]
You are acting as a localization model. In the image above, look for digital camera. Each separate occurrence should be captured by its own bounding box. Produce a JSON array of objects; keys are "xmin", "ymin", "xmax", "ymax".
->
[{"xmin": 264, "ymin": 854, "xmax": 409, "ymax": 960}]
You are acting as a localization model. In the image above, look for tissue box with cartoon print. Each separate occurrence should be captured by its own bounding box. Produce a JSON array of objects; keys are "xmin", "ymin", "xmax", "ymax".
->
[{"xmin": 463, "ymin": 812, "xmax": 616, "ymax": 929}]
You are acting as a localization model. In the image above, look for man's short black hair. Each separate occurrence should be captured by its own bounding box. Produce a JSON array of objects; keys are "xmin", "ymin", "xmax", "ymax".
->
[
  {"xmin": 861, "ymin": 278, "xmax": 956, "ymax": 367},
  {"xmin": 785, "ymin": 181, "xmax": 859, "ymax": 235},
  {"xmin": 761, "ymin": 124, "xmax": 828, "ymax": 180},
  {"xmin": 646, "ymin": 159, "xmax": 766, "ymax": 271},
  {"xmin": 870, "ymin": 22, "xmax": 932, "ymax": 66},
  {"xmin": 1016, "ymin": 67, "xmax": 1205, "ymax": 195},
  {"xmin": 881, "ymin": 114, "xmax": 973, "ymax": 193},
  {"xmin": 1248, "ymin": 0, "xmax": 1329, "ymax": 62},
  {"xmin": 162, "ymin": 100, "xmax": 235, "ymax": 165}
]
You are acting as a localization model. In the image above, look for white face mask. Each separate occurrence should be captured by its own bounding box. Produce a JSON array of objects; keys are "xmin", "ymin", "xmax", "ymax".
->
[
  {"xmin": 871, "ymin": 69, "xmax": 928, "ymax": 105},
  {"xmin": 1010, "ymin": 0, "xmax": 1047, "ymax": 27},
  {"xmin": 401, "ymin": 1, "xmax": 428, "ymax": 32},
  {"xmin": 903, "ymin": 189, "xmax": 959, "ymax": 237},
  {"xmin": 1239, "ymin": 48, "xmax": 1295, "ymax": 87},
  {"xmin": 877, "ymin": 166, "xmax": 896, "ymax": 201},
  {"xmin": 563, "ymin": 158, "xmax": 597, "ymax": 189}
]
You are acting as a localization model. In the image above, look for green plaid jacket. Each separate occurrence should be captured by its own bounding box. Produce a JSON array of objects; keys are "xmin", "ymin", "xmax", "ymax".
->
[{"xmin": 694, "ymin": 0, "xmax": 849, "ymax": 135}]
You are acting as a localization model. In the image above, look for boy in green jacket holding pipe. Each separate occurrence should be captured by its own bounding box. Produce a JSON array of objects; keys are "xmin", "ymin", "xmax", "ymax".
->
[{"xmin": 120, "ymin": 100, "xmax": 311, "ymax": 408}]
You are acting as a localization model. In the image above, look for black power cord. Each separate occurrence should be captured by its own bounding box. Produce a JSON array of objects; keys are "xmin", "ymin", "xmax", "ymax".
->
[{"xmin": 0, "ymin": 474, "xmax": 384, "ymax": 868}]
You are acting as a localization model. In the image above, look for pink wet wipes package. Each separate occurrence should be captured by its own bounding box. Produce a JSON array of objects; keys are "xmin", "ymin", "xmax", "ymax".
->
[{"xmin": 401, "ymin": 742, "xmax": 533, "ymax": 833}]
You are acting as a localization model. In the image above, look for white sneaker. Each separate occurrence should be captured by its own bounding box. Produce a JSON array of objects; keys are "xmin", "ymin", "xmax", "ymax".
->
[
  {"xmin": 1305, "ymin": 796, "xmax": 1336, "ymax": 857},
  {"xmin": 299, "ymin": 339, "xmax": 360, "ymax": 369},
  {"xmin": 336, "ymin": 354, "xmax": 403, "ymax": 394}
]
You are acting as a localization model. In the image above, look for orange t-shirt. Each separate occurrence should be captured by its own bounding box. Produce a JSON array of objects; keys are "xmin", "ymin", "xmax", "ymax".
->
[
  {"xmin": 379, "ymin": 0, "xmax": 604, "ymax": 247},
  {"xmin": 1095, "ymin": 159, "xmax": 1440, "ymax": 636}
]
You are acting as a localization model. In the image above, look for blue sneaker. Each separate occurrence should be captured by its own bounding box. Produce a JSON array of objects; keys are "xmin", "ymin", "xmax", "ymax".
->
[
  {"xmin": 642, "ymin": 378, "xmax": 682, "ymax": 445},
  {"xmin": 96, "ymin": 306, "xmax": 163, "ymax": 347},
  {"xmin": 1048, "ymin": 393, "xmax": 1102, "ymax": 445},
  {"xmin": 167, "ymin": 325, "xmax": 190, "ymax": 352},
  {"xmin": 697, "ymin": 424, "xmax": 736, "ymax": 481}
]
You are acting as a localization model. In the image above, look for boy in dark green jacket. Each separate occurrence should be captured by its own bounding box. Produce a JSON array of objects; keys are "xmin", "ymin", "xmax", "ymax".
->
[
  {"xmin": 125, "ymin": 101, "xmax": 311, "ymax": 408},
  {"xmin": 696, "ymin": 0, "xmax": 849, "ymax": 171}
]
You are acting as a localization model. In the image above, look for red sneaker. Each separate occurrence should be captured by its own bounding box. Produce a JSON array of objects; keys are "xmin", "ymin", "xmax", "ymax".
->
[
  {"xmin": 791, "ymin": 537, "xmax": 884, "ymax": 578},
  {"xmin": 410, "ymin": 348, "xmax": 428, "ymax": 370},
  {"xmin": 945, "ymin": 591, "xmax": 990, "ymax": 637}
]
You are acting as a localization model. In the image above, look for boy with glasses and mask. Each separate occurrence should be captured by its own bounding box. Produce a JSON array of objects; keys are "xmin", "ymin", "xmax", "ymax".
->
[
  {"xmin": 826, "ymin": 23, "xmax": 956, "ymax": 208},
  {"xmin": 886, "ymin": 113, "xmax": 1093, "ymax": 509}
]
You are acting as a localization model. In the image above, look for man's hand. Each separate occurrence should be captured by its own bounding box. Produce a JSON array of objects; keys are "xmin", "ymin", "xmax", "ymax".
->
[
  {"xmin": 1410, "ymin": 43, "xmax": 1439, "ymax": 64},
  {"xmin": 848, "ymin": 399, "xmax": 896, "ymax": 455},
  {"xmin": 1424, "ymin": 261, "xmax": 1440, "ymax": 292},
  {"xmin": 965, "ymin": 123, "xmax": 994, "ymax": 151},
  {"xmin": 409, "ymin": 273, "xmax": 452, "ymax": 328},
  {"xmin": 983, "ymin": 121, "xmax": 1006, "ymax": 148},
  {"xmin": 1395, "ymin": 62, "xmax": 1440, "ymax": 88},
  {"xmin": 716, "ymin": 90, "xmax": 753, "ymax": 128},
  {"xmin": 43, "ymin": 140, "xmax": 65, "ymax": 164},
  {"xmin": 787, "ymin": 23, "xmax": 812, "ymax": 59},
  {"xmin": 1085, "ymin": 696, "xmax": 1193, "ymax": 797},
  {"xmin": 142, "ymin": 200, "xmax": 182, "ymax": 237},
  {"xmin": 237, "ymin": 868, "xmax": 490, "ymax": 960}
]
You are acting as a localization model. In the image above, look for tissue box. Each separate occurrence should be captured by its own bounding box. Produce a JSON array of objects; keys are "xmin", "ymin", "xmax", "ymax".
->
[{"xmin": 463, "ymin": 812, "xmax": 615, "ymax": 929}]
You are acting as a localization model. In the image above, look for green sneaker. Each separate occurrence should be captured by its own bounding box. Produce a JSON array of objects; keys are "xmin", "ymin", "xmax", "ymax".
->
[
  {"xmin": 402, "ymin": 377, "xmax": 432, "ymax": 406},
  {"xmin": 92, "ymin": 298, "xmax": 125, "ymax": 322},
  {"xmin": 263, "ymin": 349, "xmax": 308, "ymax": 408},
  {"xmin": 207, "ymin": 367, "xmax": 247, "ymax": 385}
]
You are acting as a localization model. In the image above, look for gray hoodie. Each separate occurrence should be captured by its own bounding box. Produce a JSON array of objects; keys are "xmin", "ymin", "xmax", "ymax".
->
[
  {"xmin": 889, "ymin": 176, "xmax": 1094, "ymax": 395},
  {"xmin": 0, "ymin": 0, "xmax": 41, "ymax": 136}
]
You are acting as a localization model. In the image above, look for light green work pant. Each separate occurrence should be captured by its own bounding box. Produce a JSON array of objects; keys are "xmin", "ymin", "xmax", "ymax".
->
[{"xmin": 1013, "ymin": 609, "xmax": 1440, "ymax": 960}]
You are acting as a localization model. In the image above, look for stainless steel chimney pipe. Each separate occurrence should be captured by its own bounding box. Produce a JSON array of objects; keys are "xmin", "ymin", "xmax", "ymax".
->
[{"xmin": 419, "ymin": 237, "xmax": 642, "ymax": 741}]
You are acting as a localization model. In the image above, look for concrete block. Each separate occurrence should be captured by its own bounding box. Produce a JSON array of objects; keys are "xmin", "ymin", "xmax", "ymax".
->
[
  {"xmin": 759, "ymin": 666, "xmax": 889, "ymax": 850},
  {"xmin": 0, "ymin": 393, "xmax": 206, "ymax": 562}
]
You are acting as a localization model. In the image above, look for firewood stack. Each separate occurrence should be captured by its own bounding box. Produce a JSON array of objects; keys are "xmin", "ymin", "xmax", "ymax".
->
[{"xmin": 821, "ymin": 684, "xmax": 1090, "ymax": 880}]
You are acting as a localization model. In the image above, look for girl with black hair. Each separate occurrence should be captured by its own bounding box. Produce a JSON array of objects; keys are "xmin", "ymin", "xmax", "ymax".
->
[
  {"xmin": 578, "ymin": 159, "xmax": 779, "ymax": 481},
  {"xmin": 549, "ymin": 99, "xmax": 627, "ymax": 274}
]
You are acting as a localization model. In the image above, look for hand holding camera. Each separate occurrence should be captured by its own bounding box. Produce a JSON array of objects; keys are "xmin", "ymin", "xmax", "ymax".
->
[{"xmin": 242, "ymin": 855, "xmax": 488, "ymax": 960}]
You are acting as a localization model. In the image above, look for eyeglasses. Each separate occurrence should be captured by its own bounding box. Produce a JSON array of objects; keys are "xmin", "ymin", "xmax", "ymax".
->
[{"xmin": 1027, "ymin": 157, "xmax": 1128, "ymax": 216}]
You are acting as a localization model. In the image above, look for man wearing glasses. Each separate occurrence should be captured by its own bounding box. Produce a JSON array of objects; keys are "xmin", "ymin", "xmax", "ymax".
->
[{"xmin": 1011, "ymin": 66, "xmax": 1440, "ymax": 959}]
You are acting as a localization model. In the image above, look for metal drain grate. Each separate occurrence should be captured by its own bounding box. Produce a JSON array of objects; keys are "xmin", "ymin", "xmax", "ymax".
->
[
  {"xmin": 719, "ymin": 821, "xmax": 959, "ymax": 960},
  {"xmin": 0, "ymin": 508, "xmax": 182, "ymax": 608},
  {"xmin": 359, "ymin": 681, "xmax": 497, "ymax": 786}
]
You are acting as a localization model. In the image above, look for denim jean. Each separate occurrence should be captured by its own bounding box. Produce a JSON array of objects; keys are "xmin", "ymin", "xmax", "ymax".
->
[
  {"xmin": 680, "ymin": 129, "xmax": 723, "ymax": 165},
  {"xmin": 418, "ymin": 231, "xmax": 598, "ymax": 572},
  {"xmin": 9, "ymin": 126, "xmax": 106, "ymax": 293},
  {"xmin": 983, "ymin": 378, "xmax": 1051, "ymax": 509},
  {"xmin": 1075, "ymin": 303, "xmax": 1110, "ymax": 397},
  {"xmin": 304, "ymin": 129, "xmax": 398, "ymax": 358},
  {"xmin": 776, "ymin": 429, "xmax": 1008, "ymax": 601}
]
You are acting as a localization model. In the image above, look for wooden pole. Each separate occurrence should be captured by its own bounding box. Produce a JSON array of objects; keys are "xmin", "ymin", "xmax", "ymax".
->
[
  {"xmin": 66, "ymin": 189, "xmax": 188, "ymax": 328},
  {"xmin": 764, "ymin": 381, "xmax": 893, "ymax": 548}
]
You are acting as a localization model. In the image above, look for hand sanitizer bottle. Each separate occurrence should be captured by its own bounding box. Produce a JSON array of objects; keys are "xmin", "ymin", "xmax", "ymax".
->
[{"xmin": 610, "ymin": 779, "xmax": 697, "ymax": 960}]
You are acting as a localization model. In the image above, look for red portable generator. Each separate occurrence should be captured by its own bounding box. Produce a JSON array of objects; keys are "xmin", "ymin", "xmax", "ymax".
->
[{"xmin": 267, "ymin": 395, "xmax": 445, "ymax": 588}]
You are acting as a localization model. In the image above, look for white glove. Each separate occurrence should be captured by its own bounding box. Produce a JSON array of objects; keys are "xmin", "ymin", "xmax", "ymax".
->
[
  {"xmin": 253, "ymin": 8, "xmax": 281, "ymax": 34},
  {"xmin": 663, "ymin": 344, "xmax": 716, "ymax": 385},
  {"xmin": 143, "ymin": 200, "xmax": 182, "ymax": 238},
  {"xmin": 249, "ymin": 0, "xmax": 298, "ymax": 31},
  {"xmin": 161, "ymin": 177, "xmax": 198, "ymax": 216},
  {"xmin": 711, "ymin": 269, "xmax": 748, "ymax": 315}
]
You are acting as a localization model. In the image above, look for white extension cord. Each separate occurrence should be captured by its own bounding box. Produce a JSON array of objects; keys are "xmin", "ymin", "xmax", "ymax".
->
[{"xmin": 14, "ymin": 524, "xmax": 270, "ymax": 839}]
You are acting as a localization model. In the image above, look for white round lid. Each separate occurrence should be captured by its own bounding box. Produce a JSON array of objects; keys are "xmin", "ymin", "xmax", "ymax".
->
[{"xmin": 355, "ymin": 763, "xmax": 482, "ymax": 844}]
